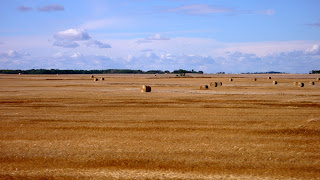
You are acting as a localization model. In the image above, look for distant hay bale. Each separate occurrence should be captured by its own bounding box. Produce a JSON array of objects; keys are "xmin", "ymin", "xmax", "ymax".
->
[
  {"xmin": 210, "ymin": 82, "xmax": 218, "ymax": 87},
  {"xmin": 253, "ymin": 78, "xmax": 257, "ymax": 81},
  {"xmin": 316, "ymin": 78, "xmax": 320, "ymax": 81},
  {"xmin": 296, "ymin": 82, "xmax": 304, "ymax": 87},
  {"xmin": 94, "ymin": 78, "xmax": 98, "ymax": 81},
  {"xmin": 293, "ymin": 82, "xmax": 297, "ymax": 85},
  {"xmin": 100, "ymin": 77, "xmax": 104, "ymax": 81},
  {"xmin": 200, "ymin": 85, "xmax": 209, "ymax": 90},
  {"xmin": 267, "ymin": 77, "xmax": 271, "ymax": 79},
  {"xmin": 219, "ymin": 82, "xmax": 223, "ymax": 86},
  {"xmin": 308, "ymin": 118, "xmax": 320, "ymax": 123},
  {"xmin": 90, "ymin": 75, "xmax": 94, "ymax": 79},
  {"xmin": 141, "ymin": 85, "xmax": 151, "ymax": 92},
  {"xmin": 18, "ymin": 73, "xmax": 21, "ymax": 75},
  {"xmin": 309, "ymin": 81, "xmax": 315, "ymax": 85},
  {"xmin": 273, "ymin": 81, "xmax": 277, "ymax": 85},
  {"xmin": 154, "ymin": 75, "xmax": 157, "ymax": 77},
  {"xmin": 229, "ymin": 78, "xmax": 233, "ymax": 82}
]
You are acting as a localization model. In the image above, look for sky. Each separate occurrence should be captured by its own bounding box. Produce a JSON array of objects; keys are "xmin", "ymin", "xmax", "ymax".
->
[{"xmin": 0, "ymin": 0, "xmax": 320, "ymax": 73}]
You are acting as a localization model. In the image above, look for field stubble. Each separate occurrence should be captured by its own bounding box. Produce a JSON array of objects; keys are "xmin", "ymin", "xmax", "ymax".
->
[{"xmin": 0, "ymin": 74, "xmax": 320, "ymax": 179}]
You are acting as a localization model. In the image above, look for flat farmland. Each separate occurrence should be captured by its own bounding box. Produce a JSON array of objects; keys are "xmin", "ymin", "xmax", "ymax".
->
[{"xmin": 0, "ymin": 74, "xmax": 320, "ymax": 179}]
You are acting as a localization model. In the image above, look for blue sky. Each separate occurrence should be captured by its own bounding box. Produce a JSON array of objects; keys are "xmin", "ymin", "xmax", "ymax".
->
[{"xmin": 0, "ymin": 0, "xmax": 320, "ymax": 73}]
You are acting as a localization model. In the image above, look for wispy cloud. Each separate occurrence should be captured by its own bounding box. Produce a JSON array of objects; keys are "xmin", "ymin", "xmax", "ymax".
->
[
  {"xmin": 38, "ymin": 4, "xmax": 64, "ymax": 12},
  {"xmin": 306, "ymin": 23, "xmax": 320, "ymax": 27},
  {"xmin": 87, "ymin": 40, "xmax": 111, "ymax": 48},
  {"xmin": 18, "ymin": 6, "xmax": 33, "ymax": 12},
  {"xmin": 163, "ymin": 4, "xmax": 275, "ymax": 16},
  {"xmin": 53, "ymin": 40, "xmax": 79, "ymax": 48},
  {"xmin": 167, "ymin": 4, "xmax": 233, "ymax": 15}
]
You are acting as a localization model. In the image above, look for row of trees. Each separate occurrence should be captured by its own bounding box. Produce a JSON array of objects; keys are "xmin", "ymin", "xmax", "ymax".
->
[
  {"xmin": 0, "ymin": 69, "xmax": 204, "ymax": 74},
  {"xmin": 310, "ymin": 70, "xmax": 320, "ymax": 74}
]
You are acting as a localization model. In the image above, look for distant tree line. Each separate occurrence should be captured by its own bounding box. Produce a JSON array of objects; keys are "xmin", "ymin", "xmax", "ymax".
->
[
  {"xmin": 241, "ymin": 71, "xmax": 286, "ymax": 74},
  {"xmin": 310, "ymin": 70, "xmax": 320, "ymax": 74},
  {"xmin": 0, "ymin": 69, "xmax": 204, "ymax": 74}
]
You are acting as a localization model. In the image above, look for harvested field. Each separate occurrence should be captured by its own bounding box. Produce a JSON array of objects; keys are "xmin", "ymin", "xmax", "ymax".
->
[{"xmin": 0, "ymin": 74, "xmax": 320, "ymax": 179}]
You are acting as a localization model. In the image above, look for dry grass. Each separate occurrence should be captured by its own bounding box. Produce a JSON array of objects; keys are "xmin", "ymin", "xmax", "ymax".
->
[{"xmin": 0, "ymin": 74, "xmax": 320, "ymax": 179}]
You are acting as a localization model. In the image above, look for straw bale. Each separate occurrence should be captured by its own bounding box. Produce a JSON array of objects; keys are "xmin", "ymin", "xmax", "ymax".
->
[
  {"xmin": 210, "ymin": 82, "xmax": 218, "ymax": 87},
  {"xmin": 296, "ymin": 82, "xmax": 304, "ymax": 87},
  {"xmin": 141, "ymin": 85, "xmax": 151, "ymax": 92},
  {"xmin": 200, "ymin": 85, "xmax": 209, "ymax": 90}
]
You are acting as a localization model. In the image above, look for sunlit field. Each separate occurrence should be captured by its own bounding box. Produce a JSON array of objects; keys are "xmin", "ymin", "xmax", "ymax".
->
[{"xmin": 1, "ymin": 74, "xmax": 320, "ymax": 179}]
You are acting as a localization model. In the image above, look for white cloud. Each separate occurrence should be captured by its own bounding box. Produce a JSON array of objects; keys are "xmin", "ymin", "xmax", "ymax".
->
[
  {"xmin": 52, "ymin": 29, "xmax": 112, "ymax": 49},
  {"xmin": 146, "ymin": 34, "xmax": 170, "ymax": 40},
  {"xmin": 53, "ymin": 52, "xmax": 64, "ymax": 58},
  {"xmin": 0, "ymin": 50, "xmax": 30, "ymax": 59},
  {"xmin": 306, "ymin": 44, "xmax": 320, "ymax": 55},
  {"xmin": 71, "ymin": 53, "xmax": 82, "ymax": 58},
  {"xmin": 54, "ymin": 29, "xmax": 91, "ymax": 41}
]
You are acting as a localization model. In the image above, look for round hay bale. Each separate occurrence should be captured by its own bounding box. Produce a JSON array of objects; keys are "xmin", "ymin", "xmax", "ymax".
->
[
  {"xmin": 267, "ymin": 77, "xmax": 271, "ymax": 79},
  {"xmin": 18, "ymin": 73, "xmax": 21, "ymax": 75},
  {"xmin": 296, "ymin": 82, "xmax": 304, "ymax": 87},
  {"xmin": 229, "ymin": 78, "xmax": 233, "ymax": 82},
  {"xmin": 141, "ymin": 85, "xmax": 151, "ymax": 92},
  {"xmin": 253, "ymin": 78, "xmax": 257, "ymax": 81},
  {"xmin": 316, "ymin": 78, "xmax": 320, "ymax": 81},
  {"xmin": 210, "ymin": 82, "xmax": 218, "ymax": 87},
  {"xmin": 293, "ymin": 82, "xmax": 297, "ymax": 85},
  {"xmin": 94, "ymin": 78, "xmax": 98, "ymax": 81},
  {"xmin": 309, "ymin": 81, "xmax": 315, "ymax": 85},
  {"xmin": 100, "ymin": 77, "xmax": 105, "ymax": 81},
  {"xmin": 90, "ymin": 75, "xmax": 94, "ymax": 79},
  {"xmin": 219, "ymin": 82, "xmax": 223, "ymax": 86},
  {"xmin": 273, "ymin": 81, "xmax": 277, "ymax": 85},
  {"xmin": 200, "ymin": 85, "xmax": 209, "ymax": 90}
]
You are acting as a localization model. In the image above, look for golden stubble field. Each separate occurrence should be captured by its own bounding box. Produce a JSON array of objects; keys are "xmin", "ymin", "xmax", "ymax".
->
[{"xmin": 0, "ymin": 74, "xmax": 320, "ymax": 179}]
